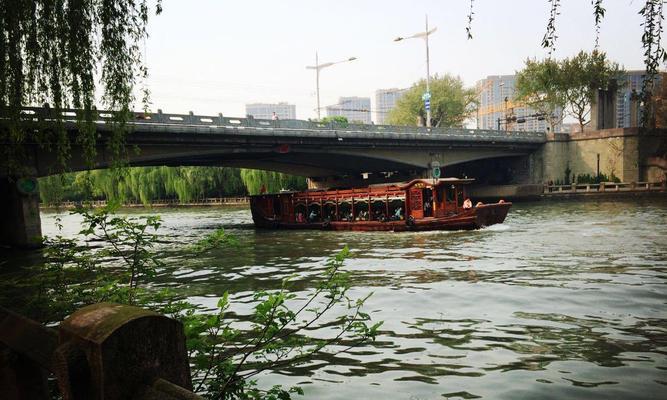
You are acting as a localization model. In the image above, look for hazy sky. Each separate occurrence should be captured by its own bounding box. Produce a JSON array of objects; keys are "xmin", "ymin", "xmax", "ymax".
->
[{"xmin": 142, "ymin": 0, "xmax": 651, "ymax": 120}]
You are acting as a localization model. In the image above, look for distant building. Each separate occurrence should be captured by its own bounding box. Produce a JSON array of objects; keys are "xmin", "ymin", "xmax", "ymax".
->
[
  {"xmin": 245, "ymin": 102, "xmax": 296, "ymax": 120},
  {"xmin": 615, "ymin": 70, "xmax": 666, "ymax": 127},
  {"xmin": 375, "ymin": 88, "xmax": 407, "ymax": 125},
  {"xmin": 476, "ymin": 75, "xmax": 562, "ymax": 132},
  {"xmin": 326, "ymin": 96, "xmax": 371, "ymax": 124}
]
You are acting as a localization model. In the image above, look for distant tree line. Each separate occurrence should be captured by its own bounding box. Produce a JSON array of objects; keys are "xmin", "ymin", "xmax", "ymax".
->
[{"xmin": 38, "ymin": 167, "xmax": 307, "ymax": 204}]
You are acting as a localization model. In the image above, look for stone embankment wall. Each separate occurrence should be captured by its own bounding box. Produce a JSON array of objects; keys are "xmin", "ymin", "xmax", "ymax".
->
[{"xmin": 541, "ymin": 128, "xmax": 667, "ymax": 184}]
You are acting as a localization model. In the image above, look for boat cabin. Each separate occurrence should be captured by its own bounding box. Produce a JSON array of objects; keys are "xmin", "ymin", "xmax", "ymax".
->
[{"xmin": 250, "ymin": 178, "xmax": 475, "ymax": 225}]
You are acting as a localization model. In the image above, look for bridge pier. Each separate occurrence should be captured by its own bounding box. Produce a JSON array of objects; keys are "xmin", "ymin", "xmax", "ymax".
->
[{"xmin": 0, "ymin": 177, "xmax": 42, "ymax": 249}]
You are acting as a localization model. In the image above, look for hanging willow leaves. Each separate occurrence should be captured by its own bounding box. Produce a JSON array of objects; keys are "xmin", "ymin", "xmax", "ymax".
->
[
  {"xmin": 466, "ymin": 0, "xmax": 475, "ymax": 40},
  {"xmin": 639, "ymin": 0, "xmax": 666, "ymax": 126},
  {"xmin": 542, "ymin": 0, "xmax": 561, "ymax": 57},
  {"xmin": 0, "ymin": 0, "xmax": 161, "ymax": 175},
  {"xmin": 592, "ymin": 0, "xmax": 606, "ymax": 48}
]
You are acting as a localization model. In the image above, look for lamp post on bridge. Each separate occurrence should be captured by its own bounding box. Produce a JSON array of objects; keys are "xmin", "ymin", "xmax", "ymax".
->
[
  {"xmin": 306, "ymin": 52, "xmax": 357, "ymax": 121},
  {"xmin": 394, "ymin": 14, "xmax": 437, "ymax": 128}
]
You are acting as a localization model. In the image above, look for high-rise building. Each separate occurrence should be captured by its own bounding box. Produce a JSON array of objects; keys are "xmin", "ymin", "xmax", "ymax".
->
[
  {"xmin": 375, "ymin": 88, "xmax": 407, "ymax": 125},
  {"xmin": 615, "ymin": 70, "xmax": 666, "ymax": 127},
  {"xmin": 245, "ymin": 102, "xmax": 296, "ymax": 120},
  {"xmin": 476, "ymin": 75, "xmax": 562, "ymax": 132},
  {"xmin": 325, "ymin": 96, "xmax": 371, "ymax": 124}
]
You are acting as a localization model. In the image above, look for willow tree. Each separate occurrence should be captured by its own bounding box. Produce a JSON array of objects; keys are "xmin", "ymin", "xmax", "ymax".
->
[{"xmin": 0, "ymin": 0, "xmax": 162, "ymax": 174}]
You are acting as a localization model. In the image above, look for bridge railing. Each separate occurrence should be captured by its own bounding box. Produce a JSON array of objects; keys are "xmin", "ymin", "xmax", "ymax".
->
[{"xmin": 11, "ymin": 106, "xmax": 547, "ymax": 142}]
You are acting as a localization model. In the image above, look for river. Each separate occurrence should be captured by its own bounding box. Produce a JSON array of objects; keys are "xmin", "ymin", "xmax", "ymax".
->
[{"xmin": 26, "ymin": 199, "xmax": 667, "ymax": 398}]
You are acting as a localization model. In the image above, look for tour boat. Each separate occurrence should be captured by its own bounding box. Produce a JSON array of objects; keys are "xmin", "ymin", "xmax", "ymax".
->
[{"xmin": 250, "ymin": 178, "xmax": 511, "ymax": 232}]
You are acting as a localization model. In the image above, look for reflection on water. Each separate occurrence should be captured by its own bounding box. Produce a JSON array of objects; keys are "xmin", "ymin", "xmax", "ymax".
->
[{"xmin": 5, "ymin": 199, "xmax": 667, "ymax": 399}]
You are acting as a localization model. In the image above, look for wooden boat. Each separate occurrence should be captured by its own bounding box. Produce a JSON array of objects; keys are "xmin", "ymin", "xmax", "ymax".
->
[{"xmin": 250, "ymin": 178, "xmax": 511, "ymax": 232}]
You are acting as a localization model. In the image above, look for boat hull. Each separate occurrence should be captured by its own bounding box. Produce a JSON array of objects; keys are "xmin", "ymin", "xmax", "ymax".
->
[{"xmin": 252, "ymin": 203, "xmax": 511, "ymax": 232}]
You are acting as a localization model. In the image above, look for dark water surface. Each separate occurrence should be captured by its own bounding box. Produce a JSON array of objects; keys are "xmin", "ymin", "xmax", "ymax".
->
[{"xmin": 34, "ymin": 200, "xmax": 667, "ymax": 398}]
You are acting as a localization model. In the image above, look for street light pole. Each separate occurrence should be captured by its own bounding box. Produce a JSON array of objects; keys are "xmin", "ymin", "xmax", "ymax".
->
[
  {"xmin": 394, "ymin": 15, "xmax": 437, "ymax": 128},
  {"xmin": 424, "ymin": 15, "xmax": 431, "ymax": 128},
  {"xmin": 306, "ymin": 52, "xmax": 357, "ymax": 121},
  {"xmin": 315, "ymin": 52, "xmax": 321, "ymax": 120}
]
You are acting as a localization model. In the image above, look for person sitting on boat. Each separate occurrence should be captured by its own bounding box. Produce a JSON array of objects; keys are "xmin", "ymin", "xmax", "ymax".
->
[
  {"xmin": 393, "ymin": 207, "xmax": 402, "ymax": 220},
  {"xmin": 308, "ymin": 210, "xmax": 318, "ymax": 222},
  {"xmin": 296, "ymin": 212, "xmax": 304, "ymax": 223},
  {"xmin": 463, "ymin": 198, "xmax": 473, "ymax": 209}
]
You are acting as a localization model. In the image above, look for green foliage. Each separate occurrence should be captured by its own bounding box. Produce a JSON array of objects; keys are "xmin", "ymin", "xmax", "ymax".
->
[
  {"xmin": 388, "ymin": 74, "xmax": 476, "ymax": 128},
  {"xmin": 240, "ymin": 169, "xmax": 307, "ymax": 195},
  {"xmin": 175, "ymin": 245, "xmax": 381, "ymax": 398},
  {"xmin": 515, "ymin": 58, "xmax": 566, "ymax": 131},
  {"xmin": 564, "ymin": 165, "xmax": 572, "ymax": 185},
  {"xmin": 0, "ymin": 0, "xmax": 162, "ymax": 174},
  {"xmin": 639, "ymin": 0, "xmax": 666, "ymax": 127},
  {"xmin": 320, "ymin": 115, "xmax": 349, "ymax": 127},
  {"xmin": 575, "ymin": 173, "xmax": 621, "ymax": 184},
  {"xmin": 31, "ymin": 208, "xmax": 379, "ymax": 399},
  {"xmin": 560, "ymin": 51, "xmax": 622, "ymax": 131},
  {"xmin": 515, "ymin": 51, "xmax": 622, "ymax": 132},
  {"xmin": 37, "ymin": 167, "xmax": 308, "ymax": 204},
  {"xmin": 190, "ymin": 228, "xmax": 239, "ymax": 252}
]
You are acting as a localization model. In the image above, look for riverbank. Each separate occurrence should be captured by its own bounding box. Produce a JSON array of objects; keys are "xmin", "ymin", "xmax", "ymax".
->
[{"xmin": 40, "ymin": 197, "xmax": 250, "ymax": 210}]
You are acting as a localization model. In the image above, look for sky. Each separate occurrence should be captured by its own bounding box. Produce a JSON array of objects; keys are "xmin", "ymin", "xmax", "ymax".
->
[{"xmin": 141, "ymin": 0, "xmax": 651, "ymax": 121}]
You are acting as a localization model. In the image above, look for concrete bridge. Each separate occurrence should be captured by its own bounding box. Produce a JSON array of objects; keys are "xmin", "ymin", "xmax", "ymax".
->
[{"xmin": 13, "ymin": 107, "xmax": 545, "ymax": 181}]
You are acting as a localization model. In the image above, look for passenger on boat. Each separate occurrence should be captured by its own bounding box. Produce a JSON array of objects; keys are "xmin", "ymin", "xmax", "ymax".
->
[
  {"xmin": 463, "ymin": 198, "xmax": 473, "ymax": 209},
  {"xmin": 308, "ymin": 210, "xmax": 318, "ymax": 222},
  {"xmin": 296, "ymin": 212, "xmax": 305, "ymax": 223},
  {"xmin": 392, "ymin": 207, "xmax": 402, "ymax": 220},
  {"xmin": 423, "ymin": 201, "xmax": 432, "ymax": 215}
]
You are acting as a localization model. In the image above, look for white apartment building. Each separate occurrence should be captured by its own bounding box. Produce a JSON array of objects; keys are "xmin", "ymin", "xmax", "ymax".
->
[
  {"xmin": 375, "ymin": 88, "xmax": 407, "ymax": 125},
  {"xmin": 245, "ymin": 102, "xmax": 296, "ymax": 120},
  {"xmin": 476, "ymin": 75, "xmax": 562, "ymax": 132},
  {"xmin": 325, "ymin": 96, "xmax": 371, "ymax": 124}
]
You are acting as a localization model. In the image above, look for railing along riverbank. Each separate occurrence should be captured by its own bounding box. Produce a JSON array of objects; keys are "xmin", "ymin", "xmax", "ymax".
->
[
  {"xmin": 40, "ymin": 196, "xmax": 250, "ymax": 209},
  {"xmin": 544, "ymin": 181, "xmax": 666, "ymax": 197}
]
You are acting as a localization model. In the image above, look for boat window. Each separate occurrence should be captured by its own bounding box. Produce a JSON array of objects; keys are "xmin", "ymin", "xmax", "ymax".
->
[
  {"xmin": 371, "ymin": 200, "xmax": 386, "ymax": 221},
  {"xmin": 422, "ymin": 188, "xmax": 433, "ymax": 217},
  {"xmin": 338, "ymin": 201, "xmax": 352, "ymax": 221},
  {"xmin": 273, "ymin": 198, "xmax": 281, "ymax": 217},
  {"xmin": 294, "ymin": 203, "xmax": 307, "ymax": 223},
  {"xmin": 388, "ymin": 199, "xmax": 405, "ymax": 221},
  {"xmin": 446, "ymin": 186, "xmax": 456, "ymax": 202},
  {"xmin": 353, "ymin": 202, "xmax": 369, "ymax": 221},
  {"xmin": 323, "ymin": 202, "xmax": 337, "ymax": 221},
  {"xmin": 307, "ymin": 203, "xmax": 322, "ymax": 222}
]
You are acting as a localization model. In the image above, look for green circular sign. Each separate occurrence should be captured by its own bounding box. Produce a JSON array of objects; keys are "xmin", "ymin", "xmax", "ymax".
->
[
  {"xmin": 16, "ymin": 178, "xmax": 38, "ymax": 195},
  {"xmin": 432, "ymin": 167, "xmax": 441, "ymax": 179}
]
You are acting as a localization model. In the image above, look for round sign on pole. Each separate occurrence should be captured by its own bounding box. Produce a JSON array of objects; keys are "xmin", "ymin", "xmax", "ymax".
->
[{"xmin": 432, "ymin": 166, "xmax": 441, "ymax": 179}]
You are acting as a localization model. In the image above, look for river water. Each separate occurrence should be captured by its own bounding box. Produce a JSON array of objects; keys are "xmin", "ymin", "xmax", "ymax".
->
[{"xmin": 33, "ymin": 199, "xmax": 667, "ymax": 398}]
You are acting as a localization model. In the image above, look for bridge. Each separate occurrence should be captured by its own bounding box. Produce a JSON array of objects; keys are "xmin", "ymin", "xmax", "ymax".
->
[{"xmin": 12, "ymin": 107, "xmax": 545, "ymax": 180}]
